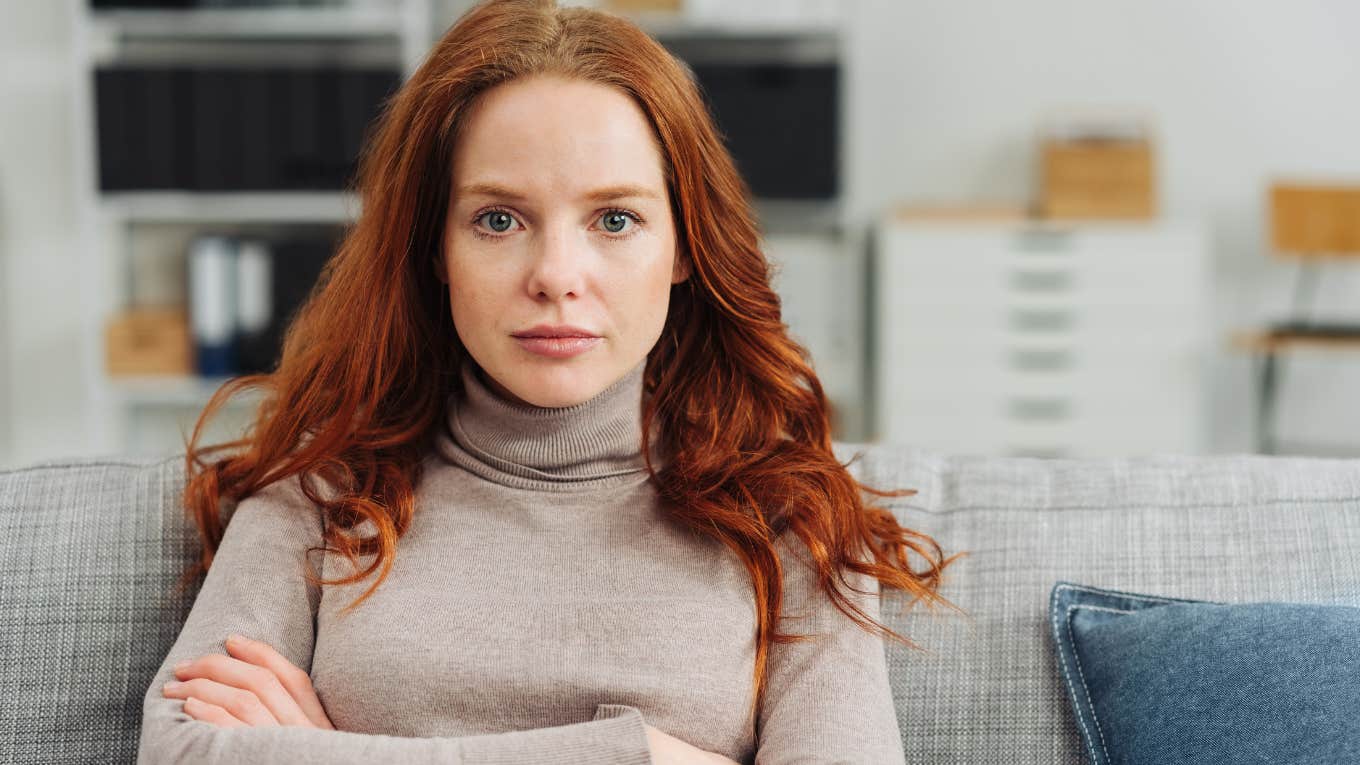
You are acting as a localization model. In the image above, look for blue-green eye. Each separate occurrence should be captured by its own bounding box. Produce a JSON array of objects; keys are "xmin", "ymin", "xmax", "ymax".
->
[
  {"xmin": 471, "ymin": 207, "xmax": 642, "ymax": 239},
  {"xmin": 601, "ymin": 211, "xmax": 631, "ymax": 234},
  {"xmin": 479, "ymin": 210, "xmax": 516, "ymax": 233}
]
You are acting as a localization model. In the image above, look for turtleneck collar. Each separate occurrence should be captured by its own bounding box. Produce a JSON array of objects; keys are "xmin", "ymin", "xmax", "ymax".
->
[{"xmin": 435, "ymin": 356, "xmax": 661, "ymax": 492}]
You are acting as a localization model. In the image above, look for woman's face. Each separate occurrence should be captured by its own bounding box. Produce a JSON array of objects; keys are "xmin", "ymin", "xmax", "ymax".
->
[{"xmin": 441, "ymin": 74, "xmax": 688, "ymax": 408}]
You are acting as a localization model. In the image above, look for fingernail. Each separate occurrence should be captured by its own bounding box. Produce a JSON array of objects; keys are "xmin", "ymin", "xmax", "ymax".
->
[
  {"xmin": 174, "ymin": 660, "xmax": 190, "ymax": 671},
  {"xmin": 164, "ymin": 681, "xmax": 182, "ymax": 691},
  {"xmin": 227, "ymin": 633, "xmax": 246, "ymax": 645}
]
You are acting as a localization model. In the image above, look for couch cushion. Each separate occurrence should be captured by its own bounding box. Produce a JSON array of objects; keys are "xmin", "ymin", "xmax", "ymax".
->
[
  {"xmin": 832, "ymin": 444, "xmax": 1360, "ymax": 765},
  {"xmin": 0, "ymin": 455, "xmax": 197, "ymax": 764},
  {"xmin": 1050, "ymin": 580, "xmax": 1360, "ymax": 765}
]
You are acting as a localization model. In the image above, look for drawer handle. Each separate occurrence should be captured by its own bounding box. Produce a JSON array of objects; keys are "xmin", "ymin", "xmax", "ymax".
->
[
  {"xmin": 1006, "ymin": 445, "xmax": 1069, "ymax": 459},
  {"xmin": 1010, "ymin": 348, "xmax": 1073, "ymax": 371},
  {"xmin": 1011, "ymin": 308, "xmax": 1074, "ymax": 332},
  {"xmin": 1013, "ymin": 229, "xmax": 1074, "ymax": 253},
  {"xmin": 1010, "ymin": 268, "xmax": 1073, "ymax": 292},
  {"xmin": 1007, "ymin": 397, "xmax": 1071, "ymax": 421}
]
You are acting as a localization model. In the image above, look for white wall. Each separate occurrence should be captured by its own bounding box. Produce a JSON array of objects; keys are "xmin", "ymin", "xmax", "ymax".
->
[
  {"xmin": 0, "ymin": 0, "xmax": 85, "ymax": 469},
  {"xmin": 844, "ymin": 0, "xmax": 1360, "ymax": 454}
]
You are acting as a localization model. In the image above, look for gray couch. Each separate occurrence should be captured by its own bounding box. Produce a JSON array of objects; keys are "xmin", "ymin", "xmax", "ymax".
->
[{"xmin": 2, "ymin": 445, "xmax": 1358, "ymax": 763}]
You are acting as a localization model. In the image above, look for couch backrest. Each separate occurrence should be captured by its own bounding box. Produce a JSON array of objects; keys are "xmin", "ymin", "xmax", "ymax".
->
[
  {"xmin": 0, "ymin": 455, "xmax": 198, "ymax": 764},
  {"xmin": 834, "ymin": 443, "xmax": 1360, "ymax": 764},
  {"xmin": 3, "ymin": 447, "xmax": 1359, "ymax": 763}
]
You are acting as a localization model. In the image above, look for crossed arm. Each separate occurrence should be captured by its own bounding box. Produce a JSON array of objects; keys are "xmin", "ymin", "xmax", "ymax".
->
[
  {"xmin": 139, "ymin": 479, "xmax": 904, "ymax": 764},
  {"xmin": 136, "ymin": 479, "xmax": 741, "ymax": 765},
  {"xmin": 158, "ymin": 633, "xmax": 734, "ymax": 764}
]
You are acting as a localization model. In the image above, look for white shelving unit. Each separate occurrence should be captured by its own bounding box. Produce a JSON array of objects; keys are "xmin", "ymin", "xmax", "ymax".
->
[
  {"xmin": 87, "ymin": 6, "xmax": 412, "ymax": 40},
  {"xmin": 871, "ymin": 216, "xmax": 1212, "ymax": 458},
  {"xmin": 100, "ymin": 191, "xmax": 363, "ymax": 225},
  {"xmin": 71, "ymin": 0, "xmax": 433, "ymax": 459}
]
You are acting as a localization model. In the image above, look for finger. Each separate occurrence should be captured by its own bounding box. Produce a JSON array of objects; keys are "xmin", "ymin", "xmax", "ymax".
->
[
  {"xmin": 181, "ymin": 694, "xmax": 247, "ymax": 728},
  {"xmin": 174, "ymin": 653, "xmax": 306, "ymax": 727},
  {"xmin": 173, "ymin": 654, "xmax": 306, "ymax": 727},
  {"xmin": 224, "ymin": 635, "xmax": 333, "ymax": 729},
  {"xmin": 164, "ymin": 678, "xmax": 280, "ymax": 727}
]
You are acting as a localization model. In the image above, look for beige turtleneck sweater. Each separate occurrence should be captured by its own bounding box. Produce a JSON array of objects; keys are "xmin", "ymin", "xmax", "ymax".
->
[{"xmin": 136, "ymin": 356, "xmax": 906, "ymax": 764}]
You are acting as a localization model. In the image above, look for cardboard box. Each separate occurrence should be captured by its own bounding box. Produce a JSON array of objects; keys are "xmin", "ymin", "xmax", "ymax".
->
[
  {"xmin": 1270, "ymin": 183, "xmax": 1360, "ymax": 256},
  {"xmin": 1040, "ymin": 138, "xmax": 1156, "ymax": 220},
  {"xmin": 106, "ymin": 306, "xmax": 193, "ymax": 376}
]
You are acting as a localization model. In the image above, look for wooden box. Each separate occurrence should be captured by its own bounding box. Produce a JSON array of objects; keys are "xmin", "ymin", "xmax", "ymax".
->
[
  {"xmin": 105, "ymin": 306, "xmax": 193, "ymax": 376},
  {"xmin": 601, "ymin": 0, "xmax": 683, "ymax": 12},
  {"xmin": 1270, "ymin": 183, "xmax": 1360, "ymax": 256},
  {"xmin": 1040, "ymin": 138, "xmax": 1156, "ymax": 220}
]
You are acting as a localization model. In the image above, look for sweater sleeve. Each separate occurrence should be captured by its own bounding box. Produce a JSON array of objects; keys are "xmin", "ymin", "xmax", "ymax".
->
[
  {"xmin": 135, "ymin": 477, "xmax": 653, "ymax": 765},
  {"xmin": 752, "ymin": 536, "xmax": 907, "ymax": 765}
]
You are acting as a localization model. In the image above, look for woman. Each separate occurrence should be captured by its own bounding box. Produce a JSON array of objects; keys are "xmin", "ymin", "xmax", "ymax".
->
[{"xmin": 137, "ymin": 1, "xmax": 961, "ymax": 762}]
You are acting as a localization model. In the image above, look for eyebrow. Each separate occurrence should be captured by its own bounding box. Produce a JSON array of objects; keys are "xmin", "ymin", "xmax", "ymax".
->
[{"xmin": 456, "ymin": 182, "xmax": 664, "ymax": 203}]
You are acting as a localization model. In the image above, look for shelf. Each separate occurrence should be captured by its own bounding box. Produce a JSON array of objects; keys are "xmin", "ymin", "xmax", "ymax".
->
[
  {"xmin": 101, "ymin": 191, "xmax": 361, "ymax": 224},
  {"xmin": 90, "ymin": 5, "xmax": 406, "ymax": 41},
  {"xmin": 1260, "ymin": 438, "xmax": 1360, "ymax": 459},
  {"xmin": 754, "ymin": 198, "xmax": 845, "ymax": 236},
  {"xmin": 622, "ymin": 11, "xmax": 841, "ymax": 40},
  {"xmin": 1229, "ymin": 329, "xmax": 1360, "ymax": 354},
  {"xmin": 104, "ymin": 374, "xmax": 264, "ymax": 409},
  {"xmin": 73, "ymin": 0, "xmax": 434, "ymax": 459}
]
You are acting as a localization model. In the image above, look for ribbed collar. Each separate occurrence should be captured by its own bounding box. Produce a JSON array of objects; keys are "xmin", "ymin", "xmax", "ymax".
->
[{"xmin": 435, "ymin": 356, "xmax": 660, "ymax": 492}]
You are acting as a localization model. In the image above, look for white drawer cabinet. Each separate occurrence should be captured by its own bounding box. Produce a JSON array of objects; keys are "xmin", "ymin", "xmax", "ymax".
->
[{"xmin": 871, "ymin": 219, "xmax": 1211, "ymax": 457}]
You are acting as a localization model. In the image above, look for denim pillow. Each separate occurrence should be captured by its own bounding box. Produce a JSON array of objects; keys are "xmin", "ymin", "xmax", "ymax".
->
[{"xmin": 1048, "ymin": 581, "xmax": 1360, "ymax": 765}]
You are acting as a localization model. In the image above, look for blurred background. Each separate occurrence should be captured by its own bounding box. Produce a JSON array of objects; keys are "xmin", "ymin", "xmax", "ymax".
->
[{"xmin": 2, "ymin": 0, "xmax": 1358, "ymax": 470}]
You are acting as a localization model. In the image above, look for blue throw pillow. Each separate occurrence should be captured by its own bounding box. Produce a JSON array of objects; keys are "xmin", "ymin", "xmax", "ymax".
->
[{"xmin": 1048, "ymin": 581, "xmax": 1360, "ymax": 765}]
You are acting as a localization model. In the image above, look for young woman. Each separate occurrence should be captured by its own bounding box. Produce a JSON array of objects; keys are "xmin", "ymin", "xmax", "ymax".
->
[{"xmin": 137, "ymin": 1, "xmax": 960, "ymax": 762}]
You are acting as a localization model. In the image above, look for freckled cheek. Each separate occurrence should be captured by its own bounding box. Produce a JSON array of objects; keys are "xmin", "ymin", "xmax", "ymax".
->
[
  {"xmin": 612, "ymin": 263, "xmax": 673, "ymax": 332},
  {"xmin": 446, "ymin": 278, "xmax": 509, "ymax": 334},
  {"xmin": 648, "ymin": 252, "xmax": 678, "ymax": 294},
  {"xmin": 448, "ymin": 256, "xmax": 517, "ymax": 295}
]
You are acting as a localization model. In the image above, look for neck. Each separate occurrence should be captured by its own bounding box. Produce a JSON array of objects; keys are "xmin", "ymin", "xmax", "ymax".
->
[{"xmin": 435, "ymin": 357, "xmax": 662, "ymax": 492}]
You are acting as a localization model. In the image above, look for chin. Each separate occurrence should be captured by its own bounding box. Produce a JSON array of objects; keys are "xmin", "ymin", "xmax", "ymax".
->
[
  {"xmin": 504, "ymin": 369, "xmax": 600, "ymax": 409},
  {"xmin": 519, "ymin": 391, "xmax": 591, "ymax": 410}
]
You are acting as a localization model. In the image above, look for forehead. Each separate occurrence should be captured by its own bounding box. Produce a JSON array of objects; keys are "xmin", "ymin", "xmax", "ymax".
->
[{"xmin": 450, "ymin": 75, "xmax": 666, "ymax": 200}]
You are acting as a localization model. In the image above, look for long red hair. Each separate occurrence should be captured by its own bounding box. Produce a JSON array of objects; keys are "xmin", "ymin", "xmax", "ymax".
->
[{"xmin": 179, "ymin": 0, "xmax": 964, "ymax": 729}]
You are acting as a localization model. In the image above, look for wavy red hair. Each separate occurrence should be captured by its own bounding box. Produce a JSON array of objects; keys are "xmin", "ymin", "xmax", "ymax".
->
[{"xmin": 179, "ymin": 0, "xmax": 965, "ymax": 730}]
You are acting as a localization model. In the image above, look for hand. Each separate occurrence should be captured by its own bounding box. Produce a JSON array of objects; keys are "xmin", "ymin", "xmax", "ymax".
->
[
  {"xmin": 644, "ymin": 723, "xmax": 742, "ymax": 765},
  {"xmin": 161, "ymin": 633, "xmax": 334, "ymax": 730}
]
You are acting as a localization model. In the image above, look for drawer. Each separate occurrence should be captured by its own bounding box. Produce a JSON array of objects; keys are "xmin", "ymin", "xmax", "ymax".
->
[
  {"xmin": 881, "ymin": 368, "xmax": 1200, "ymax": 416},
  {"xmin": 881, "ymin": 301, "xmax": 1208, "ymax": 346},
  {"xmin": 876, "ymin": 346, "xmax": 1204, "ymax": 447},
  {"xmin": 883, "ymin": 257, "xmax": 1205, "ymax": 308},
  {"xmin": 878, "ymin": 397, "xmax": 1205, "ymax": 457},
  {"xmin": 875, "ymin": 222, "xmax": 1209, "ymax": 307},
  {"xmin": 877, "ymin": 221, "xmax": 1208, "ymax": 264},
  {"xmin": 1000, "ymin": 414, "xmax": 1204, "ymax": 457},
  {"xmin": 877, "ymin": 408, "xmax": 1007, "ymax": 456},
  {"xmin": 878, "ymin": 343, "xmax": 1203, "ymax": 398}
]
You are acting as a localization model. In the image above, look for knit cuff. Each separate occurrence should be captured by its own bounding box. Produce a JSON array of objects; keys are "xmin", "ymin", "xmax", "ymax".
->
[{"xmin": 590, "ymin": 703, "xmax": 653, "ymax": 764}]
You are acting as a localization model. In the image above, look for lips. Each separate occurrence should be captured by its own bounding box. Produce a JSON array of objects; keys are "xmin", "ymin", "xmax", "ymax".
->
[
  {"xmin": 513, "ymin": 334, "xmax": 602, "ymax": 359},
  {"xmin": 511, "ymin": 324, "xmax": 599, "ymax": 339}
]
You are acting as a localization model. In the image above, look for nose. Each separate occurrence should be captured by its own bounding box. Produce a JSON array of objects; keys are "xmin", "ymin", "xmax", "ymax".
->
[{"xmin": 525, "ymin": 222, "xmax": 587, "ymax": 301}]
